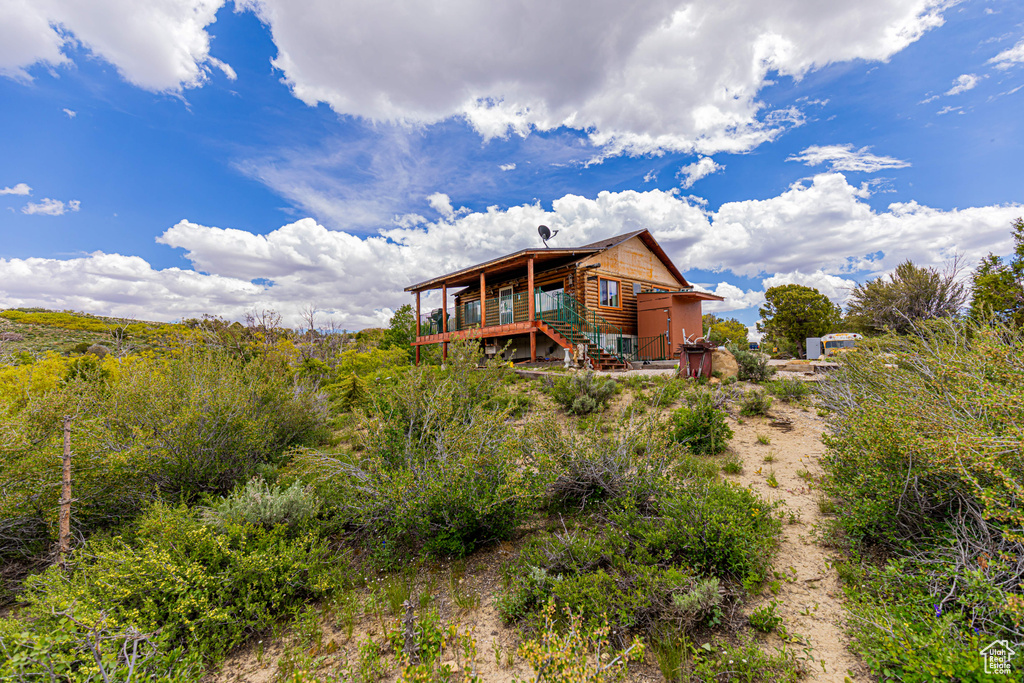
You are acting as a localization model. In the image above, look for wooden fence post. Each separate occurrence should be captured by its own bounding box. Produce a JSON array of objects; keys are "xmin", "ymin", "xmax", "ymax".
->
[{"xmin": 59, "ymin": 416, "xmax": 72, "ymax": 567}]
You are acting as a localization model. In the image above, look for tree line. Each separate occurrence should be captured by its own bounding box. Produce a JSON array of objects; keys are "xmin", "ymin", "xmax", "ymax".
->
[{"xmin": 756, "ymin": 217, "xmax": 1024, "ymax": 356}]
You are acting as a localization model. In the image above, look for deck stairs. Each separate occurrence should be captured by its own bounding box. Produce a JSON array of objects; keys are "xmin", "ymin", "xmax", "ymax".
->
[{"xmin": 540, "ymin": 319, "xmax": 628, "ymax": 371}]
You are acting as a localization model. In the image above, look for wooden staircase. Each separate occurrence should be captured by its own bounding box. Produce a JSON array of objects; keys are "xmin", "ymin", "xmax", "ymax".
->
[{"xmin": 541, "ymin": 319, "xmax": 628, "ymax": 371}]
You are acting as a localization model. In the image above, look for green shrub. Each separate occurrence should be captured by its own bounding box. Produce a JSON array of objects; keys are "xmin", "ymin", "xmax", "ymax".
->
[
  {"xmin": 726, "ymin": 343, "xmax": 775, "ymax": 383},
  {"xmin": 765, "ymin": 378, "xmax": 812, "ymax": 402},
  {"xmin": 498, "ymin": 481, "xmax": 780, "ymax": 633},
  {"xmin": 544, "ymin": 413, "xmax": 710, "ymax": 511},
  {"xmin": 515, "ymin": 600, "xmax": 645, "ymax": 683},
  {"xmin": 670, "ymin": 392, "xmax": 733, "ymax": 455},
  {"xmin": 748, "ymin": 600, "xmax": 783, "ymax": 632},
  {"xmin": 0, "ymin": 610, "xmax": 198, "ymax": 682},
  {"xmin": 0, "ymin": 349, "xmax": 331, "ymax": 561},
  {"xmin": 202, "ymin": 477, "xmax": 319, "ymax": 534},
  {"xmin": 324, "ymin": 372, "xmax": 367, "ymax": 412},
  {"xmin": 547, "ymin": 372, "xmax": 617, "ymax": 415},
  {"xmin": 738, "ymin": 389, "xmax": 773, "ymax": 416},
  {"xmin": 4, "ymin": 503, "xmax": 336, "ymax": 676},
  {"xmin": 647, "ymin": 377, "xmax": 686, "ymax": 408},
  {"xmin": 689, "ymin": 635, "xmax": 804, "ymax": 682},
  {"xmin": 291, "ymin": 347, "xmax": 542, "ymax": 560},
  {"xmin": 484, "ymin": 390, "xmax": 531, "ymax": 417},
  {"xmin": 818, "ymin": 319, "xmax": 1024, "ymax": 669}
]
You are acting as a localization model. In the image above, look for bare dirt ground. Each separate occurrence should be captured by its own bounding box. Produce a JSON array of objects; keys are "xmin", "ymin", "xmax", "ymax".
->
[
  {"xmin": 726, "ymin": 401, "xmax": 866, "ymax": 682},
  {"xmin": 210, "ymin": 383, "xmax": 865, "ymax": 683}
]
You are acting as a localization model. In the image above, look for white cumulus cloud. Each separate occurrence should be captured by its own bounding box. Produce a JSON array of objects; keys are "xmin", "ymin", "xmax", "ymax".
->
[
  {"xmin": 0, "ymin": 0, "xmax": 230, "ymax": 91},
  {"xmin": 0, "ymin": 1, "xmax": 953, "ymax": 155},
  {"xmin": 3, "ymin": 172, "xmax": 1020, "ymax": 328},
  {"xmin": 0, "ymin": 183, "xmax": 31, "ymax": 196},
  {"xmin": 945, "ymin": 73, "xmax": 980, "ymax": 95},
  {"xmin": 989, "ymin": 37, "xmax": 1024, "ymax": 70},
  {"xmin": 499, "ymin": 163, "xmax": 516, "ymax": 172},
  {"xmin": 787, "ymin": 144, "xmax": 910, "ymax": 172},
  {"xmin": 62, "ymin": 108, "xmax": 76, "ymax": 118},
  {"xmin": 239, "ymin": 0, "xmax": 948, "ymax": 156},
  {"xmin": 21, "ymin": 198, "xmax": 80, "ymax": 215},
  {"xmin": 678, "ymin": 157, "xmax": 724, "ymax": 189}
]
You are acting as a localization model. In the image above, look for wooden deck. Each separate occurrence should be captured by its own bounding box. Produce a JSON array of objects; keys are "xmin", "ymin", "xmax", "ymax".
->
[{"xmin": 412, "ymin": 321, "xmax": 569, "ymax": 348}]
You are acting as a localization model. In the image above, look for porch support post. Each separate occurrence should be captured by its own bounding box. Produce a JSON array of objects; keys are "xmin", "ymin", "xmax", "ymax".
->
[
  {"xmin": 479, "ymin": 272, "xmax": 486, "ymax": 327},
  {"xmin": 441, "ymin": 283, "xmax": 448, "ymax": 361},
  {"xmin": 527, "ymin": 256, "xmax": 535, "ymax": 321},
  {"xmin": 415, "ymin": 291, "xmax": 421, "ymax": 366},
  {"xmin": 530, "ymin": 330, "xmax": 536, "ymax": 362}
]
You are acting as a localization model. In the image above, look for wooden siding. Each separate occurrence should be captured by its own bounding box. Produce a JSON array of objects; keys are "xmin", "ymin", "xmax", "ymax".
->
[
  {"xmin": 578, "ymin": 236, "xmax": 685, "ymax": 289},
  {"xmin": 576, "ymin": 236, "xmax": 684, "ymax": 335}
]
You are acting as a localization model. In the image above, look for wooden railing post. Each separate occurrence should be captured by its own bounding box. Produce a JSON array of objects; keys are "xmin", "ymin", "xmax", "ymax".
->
[
  {"xmin": 527, "ymin": 257, "xmax": 535, "ymax": 321},
  {"xmin": 479, "ymin": 272, "xmax": 486, "ymax": 328},
  {"xmin": 415, "ymin": 291, "xmax": 421, "ymax": 366},
  {"xmin": 59, "ymin": 416, "xmax": 72, "ymax": 568}
]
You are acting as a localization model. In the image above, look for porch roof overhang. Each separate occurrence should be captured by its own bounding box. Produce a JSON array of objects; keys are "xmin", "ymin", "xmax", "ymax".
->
[{"xmin": 404, "ymin": 248, "xmax": 599, "ymax": 292}]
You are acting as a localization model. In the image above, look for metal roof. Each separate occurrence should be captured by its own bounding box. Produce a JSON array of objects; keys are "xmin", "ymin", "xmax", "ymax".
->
[{"xmin": 405, "ymin": 229, "xmax": 690, "ymax": 292}]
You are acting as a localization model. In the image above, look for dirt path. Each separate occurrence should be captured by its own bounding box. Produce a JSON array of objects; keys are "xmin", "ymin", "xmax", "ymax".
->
[{"xmin": 727, "ymin": 402, "xmax": 865, "ymax": 682}]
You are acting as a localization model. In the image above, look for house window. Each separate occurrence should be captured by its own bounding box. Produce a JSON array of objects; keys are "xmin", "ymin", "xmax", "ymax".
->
[
  {"xmin": 464, "ymin": 299, "xmax": 481, "ymax": 326},
  {"xmin": 599, "ymin": 277, "xmax": 620, "ymax": 308}
]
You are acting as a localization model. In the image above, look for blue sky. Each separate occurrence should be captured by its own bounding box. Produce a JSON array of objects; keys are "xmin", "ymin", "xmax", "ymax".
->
[{"xmin": 1, "ymin": 0, "xmax": 1023, "ymax": 333}]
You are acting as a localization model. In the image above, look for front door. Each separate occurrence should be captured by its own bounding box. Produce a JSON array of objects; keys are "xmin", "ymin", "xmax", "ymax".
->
[{"xmin": 499, "ymin": 286, "xmax": 514, "ymax": 325}]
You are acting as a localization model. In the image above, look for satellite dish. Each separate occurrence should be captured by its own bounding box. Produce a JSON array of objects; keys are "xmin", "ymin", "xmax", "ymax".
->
[{"xmin": 538, "ymin": 224, "xmax": 559, "ymax": 248}]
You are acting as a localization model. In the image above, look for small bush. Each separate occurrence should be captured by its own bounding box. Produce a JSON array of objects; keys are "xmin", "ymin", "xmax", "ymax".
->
[
  {"xmin": 85, "ymin": 343, "xmax": 110, "ymax": 358},
  {"xmin": 547, "ymin": 372, "xmax": 617, "ymax": 415},
  {"xmin": 765, "ymin": 378, "xmax": 812, "ymax": 402},
  {"xmin": 749, "ymin": 600, "xmax": 783, "ymax": 632},
  {"xmin": 544, "ymin": 414, "xmax": 705, "ymax": 511},
  {"xmin": 647, "ymin": 378, "xmax": 686, "ymax": 407},
  {"xmin": 69, "ymin": 341, "xmax": 91, "ymax": 354},
  {"xmin": 738, "ymin": 389, "xmax": 773, "ymax": 416},
  {"xmin": 670, "ymin": 392, "xmax": 733, "ymax": 455},
  {"xmin": 203, "ymin": 477, "xmax": 319, "ymax": 534},
  {"xmin": 721, "ymin": 455, "xmax": 743, "ymax": 474},
  {"xmin": 689, "ymin": 635, "xmax": 804, "ymax": 682},
  {"xmin": 727, "ymin": 344, "xmax": 775, "ymax": 383}
]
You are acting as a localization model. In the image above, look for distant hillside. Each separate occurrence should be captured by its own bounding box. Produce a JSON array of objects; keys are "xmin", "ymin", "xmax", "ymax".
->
[{"xmin": 0, "ymin": 309, "xmax": 175, "ymax": 358}]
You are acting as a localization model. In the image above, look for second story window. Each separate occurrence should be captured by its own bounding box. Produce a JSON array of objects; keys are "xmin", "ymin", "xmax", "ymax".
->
[{"xmin": 599, "ymin": 277, "xmax": 620, "ymax": 308}]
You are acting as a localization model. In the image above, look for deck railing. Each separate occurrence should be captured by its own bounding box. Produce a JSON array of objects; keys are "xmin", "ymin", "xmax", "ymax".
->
[
  {"xmin": 421, "ymin": 292, "xmax": 532, "ymax": 335},
  {"xmin": 534, "ymin": 290, "xmax": 624, "ymax": 360},
  {"xmin": 418, "ymin": 289, "xmax": 628, "ymax": 363},
  {"xmin": 634, "ymin": 334, "xmax": 669, "ymax": 361}
]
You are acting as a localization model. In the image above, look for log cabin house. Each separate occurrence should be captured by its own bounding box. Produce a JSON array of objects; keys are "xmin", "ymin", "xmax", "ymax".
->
[{"xmin": 405, "ymin": 229, "xmax": 723, "ymax": 370}]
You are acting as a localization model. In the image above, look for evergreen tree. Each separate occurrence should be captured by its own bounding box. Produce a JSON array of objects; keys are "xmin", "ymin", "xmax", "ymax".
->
[
  {"xmin": 969, "ymin": 218, "xmax": 1024, "ymax": 326},
  {"xmin": 757, "ymin": 284, "xmax": 841, "ymax": 357}
]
